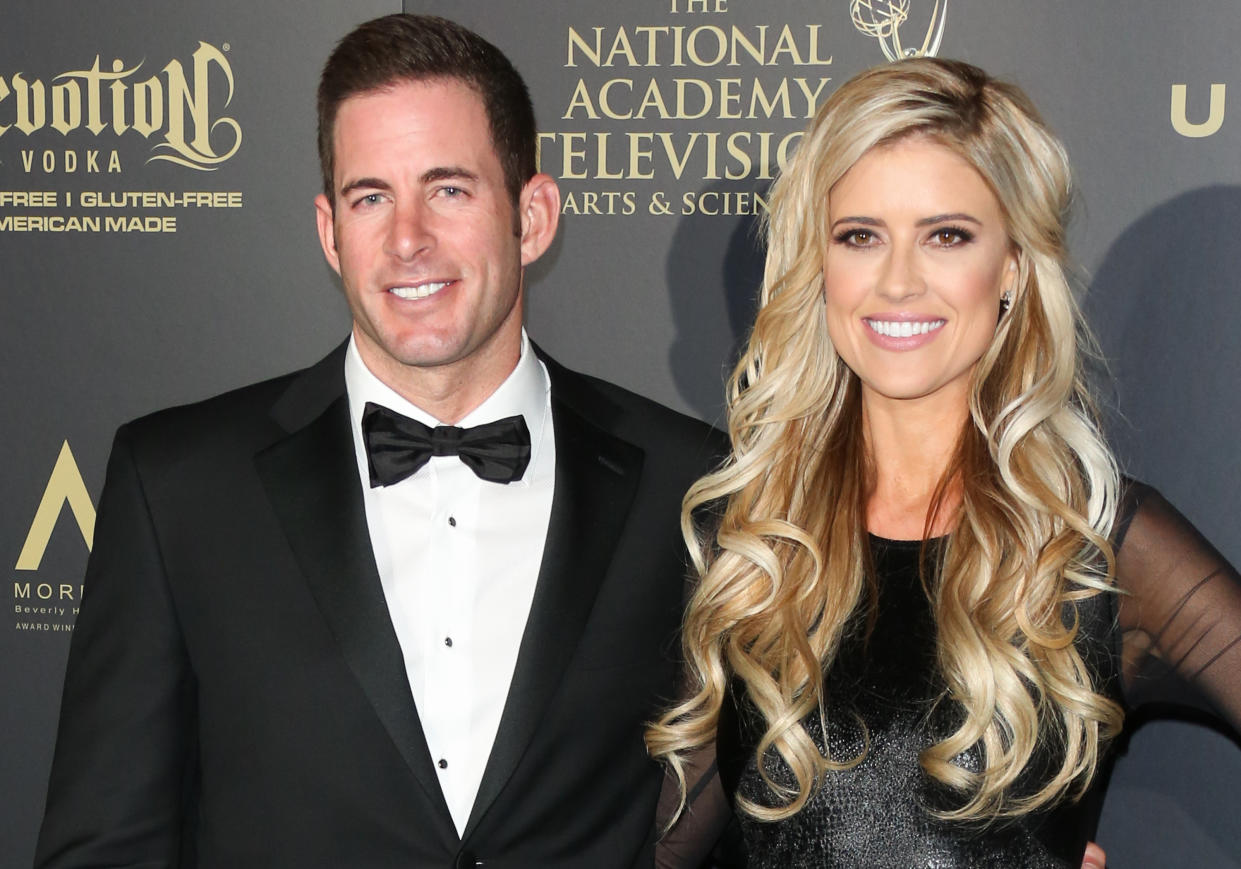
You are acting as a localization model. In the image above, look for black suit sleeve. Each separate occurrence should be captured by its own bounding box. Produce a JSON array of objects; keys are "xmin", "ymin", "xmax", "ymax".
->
[{"xmin": 35, "ymin": 426, "xmax": 197, "ymax": 868}]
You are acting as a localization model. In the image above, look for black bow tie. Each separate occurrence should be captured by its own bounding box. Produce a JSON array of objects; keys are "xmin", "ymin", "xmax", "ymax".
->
[{"xmin": 361, "ymin": 402, "xmax": 532, "ymax": 486}]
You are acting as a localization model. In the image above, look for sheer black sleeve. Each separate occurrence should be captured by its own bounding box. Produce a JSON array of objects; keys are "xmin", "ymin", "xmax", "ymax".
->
[
  {"xmin": 654, "ymin": 743, "xmax": 733, "ymax": 869},
  {"xmin": 655, "ymin": 495, "xmax": 737, "ymax": 868},
  {"xmin": 1113, "ymin": 482, "xmax": 1241, "ymax": 729}
]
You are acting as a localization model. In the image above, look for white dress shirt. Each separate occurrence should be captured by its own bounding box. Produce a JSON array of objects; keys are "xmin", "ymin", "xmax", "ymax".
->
[{"xmin": 345, "ymin": 331, "xmax": 555, "ymax": 835}]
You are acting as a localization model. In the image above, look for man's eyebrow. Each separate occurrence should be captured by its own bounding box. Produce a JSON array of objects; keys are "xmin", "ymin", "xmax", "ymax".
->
[
  {"xmin": 422, "ymin": 166, "xmax": 478, "ymax": 184},
  {"xmin": 338, "ymin": 168, "xmax": 479, "ymax": 199},
  {"xmin": 339, "ymin": 177, "xmax": 391, "ymax": 198}
]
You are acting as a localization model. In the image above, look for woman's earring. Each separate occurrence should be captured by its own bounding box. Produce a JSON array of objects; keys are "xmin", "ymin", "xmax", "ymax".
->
[{"xmin": 999, "ymin": 291, "xmax": 1012, "ymax": 315}]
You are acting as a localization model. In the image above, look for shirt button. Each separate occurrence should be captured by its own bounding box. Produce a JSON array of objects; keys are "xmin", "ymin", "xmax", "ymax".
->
[
  {"xmin": 444, "ymin": 637, "xmax": 453, "ymax": 647},
  {"xmin": 448, "ymin": 516, "xmax": 457, "ymax": 527},
  {"xmin": 438, "ymin": 758, "xmax": 448, "ymax": 770}
]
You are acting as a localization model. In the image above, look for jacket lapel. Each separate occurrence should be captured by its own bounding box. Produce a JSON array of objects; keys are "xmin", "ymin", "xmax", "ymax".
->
[
  {"xmin": 464, "ymin": 357, "xmax": 645, "ymax": 835},
  {"xmin": 253, "ymin": 345, "xmax": 458, "ymax": 844}
]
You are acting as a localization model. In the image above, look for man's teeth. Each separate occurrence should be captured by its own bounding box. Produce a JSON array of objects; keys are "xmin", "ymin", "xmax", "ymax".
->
[
  {"xmin": 390, "ymin": 282, "xmax": 448, "ymax": 300},
  {"xmin": 865, "ymin": 319, "xmax": 945, "ymax": 338}
]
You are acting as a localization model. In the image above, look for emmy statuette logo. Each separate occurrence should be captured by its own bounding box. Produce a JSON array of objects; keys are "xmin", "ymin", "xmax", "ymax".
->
[{"xmin": 849, "ymin": 0, "xmax": 947, "ymax": 61}]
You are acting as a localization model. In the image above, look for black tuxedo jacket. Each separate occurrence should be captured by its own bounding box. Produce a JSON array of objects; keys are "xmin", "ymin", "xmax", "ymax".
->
[{"xmin": 35, "ymin": 344, "xmax": 725, "ymax": 869}]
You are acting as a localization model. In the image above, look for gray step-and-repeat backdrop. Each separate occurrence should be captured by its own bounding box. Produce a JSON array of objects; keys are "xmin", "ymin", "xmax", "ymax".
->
[{"xmin": 4, "ymin": 1, "xmax": 1239, "ymax": 866}]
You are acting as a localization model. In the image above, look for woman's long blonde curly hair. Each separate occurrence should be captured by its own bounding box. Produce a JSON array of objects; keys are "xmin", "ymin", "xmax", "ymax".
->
[{"xmin": 647, "ymin": 58, "xmax": 1123, "ymax": 824}]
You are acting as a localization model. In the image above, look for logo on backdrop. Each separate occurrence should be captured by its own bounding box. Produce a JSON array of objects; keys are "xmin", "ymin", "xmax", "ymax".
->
[
  {"xmin": 0, "ymin": 41, "xmax": 245, "ymax": 236},
  {"xmin": 539, "ymin": 0, "xmax": 953, "ymax": 218},
  {"xmin": 1170, "ymin": 83, "xmax": 1226, "ymax": 138},
  {"xmin": 541, "ymin": 0, "xmax": 841, "ymax": 218},
  {"xmin": 0, "ymin": 41, "xmax": 241, "ymax": 170},
  {"xmin": 849, "ymin": 0, "xmax": 947, "ymax": 62},
  {"xmin": 11, "ymin": 441, "xmax": 94, "ymax": 635}
]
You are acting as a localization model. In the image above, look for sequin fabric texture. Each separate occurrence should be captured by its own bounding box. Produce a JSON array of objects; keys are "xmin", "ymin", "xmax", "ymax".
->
[{"xmin": 718, "ymin": 535, "xmax": 1116, "ymax": 868}]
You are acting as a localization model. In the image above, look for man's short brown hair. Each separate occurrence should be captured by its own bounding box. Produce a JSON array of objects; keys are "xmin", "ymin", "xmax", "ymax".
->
[{"xmin": 317, "ymin": 14, "xmax": 537, "ymax": 206}]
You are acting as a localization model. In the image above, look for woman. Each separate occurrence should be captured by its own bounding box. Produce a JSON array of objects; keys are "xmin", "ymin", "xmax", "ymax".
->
[{"xmin": 648, "ymin": 58, "xmax": 1241, "ymax": 867}]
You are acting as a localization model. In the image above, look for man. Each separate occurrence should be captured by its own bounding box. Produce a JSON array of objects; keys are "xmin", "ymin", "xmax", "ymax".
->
[{"xmin": 35, "ymin": 14, "xmax": 722, "ymax": 868}]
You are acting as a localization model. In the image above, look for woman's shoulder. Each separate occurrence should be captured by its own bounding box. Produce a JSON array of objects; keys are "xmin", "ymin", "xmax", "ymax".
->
[{"xmin": 1115, "ymin": 475, "xmax": 1163, "ymax": 548}]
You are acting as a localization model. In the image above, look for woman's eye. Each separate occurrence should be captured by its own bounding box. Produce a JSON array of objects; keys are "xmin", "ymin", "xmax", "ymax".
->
[
  {"xmin": 835, "ymin": 229, "xmax": 875, "ymax": 246},
  {"xmin": 931, "ymin": 226, "xmax": 974, "ymax": 246}
]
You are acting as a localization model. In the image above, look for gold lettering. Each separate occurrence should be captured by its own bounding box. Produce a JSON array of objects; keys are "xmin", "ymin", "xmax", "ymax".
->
[
  {"xmin": 795, "ymin": 77, "xmax": 831, "ymax": 117},
  {"xmin": 728, "ymin": 25, "xmax": 767, "ymax": 66},
  {"xmin": 805, "ymin": 25, "xmax": 831, "ymax": 65},
  {"xmin": 13, "ymin": 74, "xmax": 46, "ymax": 135},
  {"xmin": 1171, "ymin": 83, "xmax": 1225, "ymax": 138},
  {"xmin": 110, "ymin": 60, "xmax": 131, "ymax": 134},
  {"xmin": 567, "ymin": 23, "xmax": 830, "ymax": 68},
  {"xmin": 593, "ymin": 132, "xmax": 625, "ymax": 179},
  {"xmin": 777, "ymin": 131, "xmax": 802, "ymax": 170},
  {"xmin": 599, "ymin": 79, "xmax": 634, "ymax": 120},
  {"xmin": 558, "ymin": 190, "xmax": 634, "ymax": 216},
  {"xmin": 671, "ymin": 26, "xmax": 687, "ymax": 67},
  {"xmin": 536, "ymin": 130, "xmax": 801, "ymax": 183},
  {"xmin": 154, "ymin": 42, "xmax": 242, "ymax": 170},
  {"xmin": 686, "ymin": 26, "xmax": 728, "ymax": 67},
  {"xmin": 756, "ymin": 131, "xmax": 774, "ymax": 179},
  {"xmin": 132, "ymin": 75, "xmax": 163, "ymax": 137},
  {"xmin": 561, "ymin": 131, "xmax": 588, "ymax": 178},
  {"xmin": 0, "ymin": 76, "xmax": 9, "ymax": 136},
  {"xmin": 632, "ymin": 27, "xmax": 669, "ymax": 64},
  {"xmin": 0, "ymin": 47, "xmax": 240, "ymax": 170},
  {"xmin": 563, "ymin": 80, "xmax": 599, "ymax": 120},
  {"xmin": 770, "ymin": 25, "xmax": 805, "ymax": 66},
  {"xmin": 636, "ymin": 79, "xmax": 670, "ymax": 118},
  {"xmin": 604, "ymin": 28, "xmax": 639, "ymax": 67},
  {"xmin": 15, "ymin": 441, "xmax": 95, "ymax": 571},
  {"xmin": 681, "ymin": 189, "xmax": 769, "ymax": 216},
  {"xmin": 536, "ymin": 132, "xmax": 557, "ymax": 173},
  {"xmin": 676, "ymin": 79, "xmax": 713, "ymax": 119},
  {"xmin": 628, "ymin": 132, "xmax": 655, "ymax": 179},
  {"xmin": 718, "ymin": 78, "xmax": 742, "ymax": 119},
  {"xmin": 655, "ymin": 131, "xmax": 693, "ymax": 180},
  {"xmin": 566, "ymin": 26, "xmax": 604, "ymax": 68},
  {"xmin": 56, "ymin": 56, "xmax": 143, "ymax": 135},
  {"xmin": 726, "ymin": 131, "xmax": 751, "ymax": 179},
  {"xmin": 748, "ymin": 78, "xmax": 790, "ymax": 118},
  {"xmin": 703, "ymin": 131, "xmax": 719, "ymax": 179}
]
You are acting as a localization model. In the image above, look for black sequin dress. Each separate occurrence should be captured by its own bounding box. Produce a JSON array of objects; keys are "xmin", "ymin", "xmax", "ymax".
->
[{"xmin": 656, "ymin": 483, "xmax": 1241, "ymax": 868}]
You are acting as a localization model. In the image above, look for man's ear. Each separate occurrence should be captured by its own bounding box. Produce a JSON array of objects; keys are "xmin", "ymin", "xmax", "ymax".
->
[
  {"xmin": 314, "ymin": 193, "xmax": 341, "ymax": 275},
  {"xmin": 517, "ymin": 174, "xmax": 561, "ymax": 267}
]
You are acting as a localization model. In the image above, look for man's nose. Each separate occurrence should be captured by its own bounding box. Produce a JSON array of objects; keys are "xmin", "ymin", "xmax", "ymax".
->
[{"xmin": 385, "ymin": 199, "xmax": 434, "ymax": 261}]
